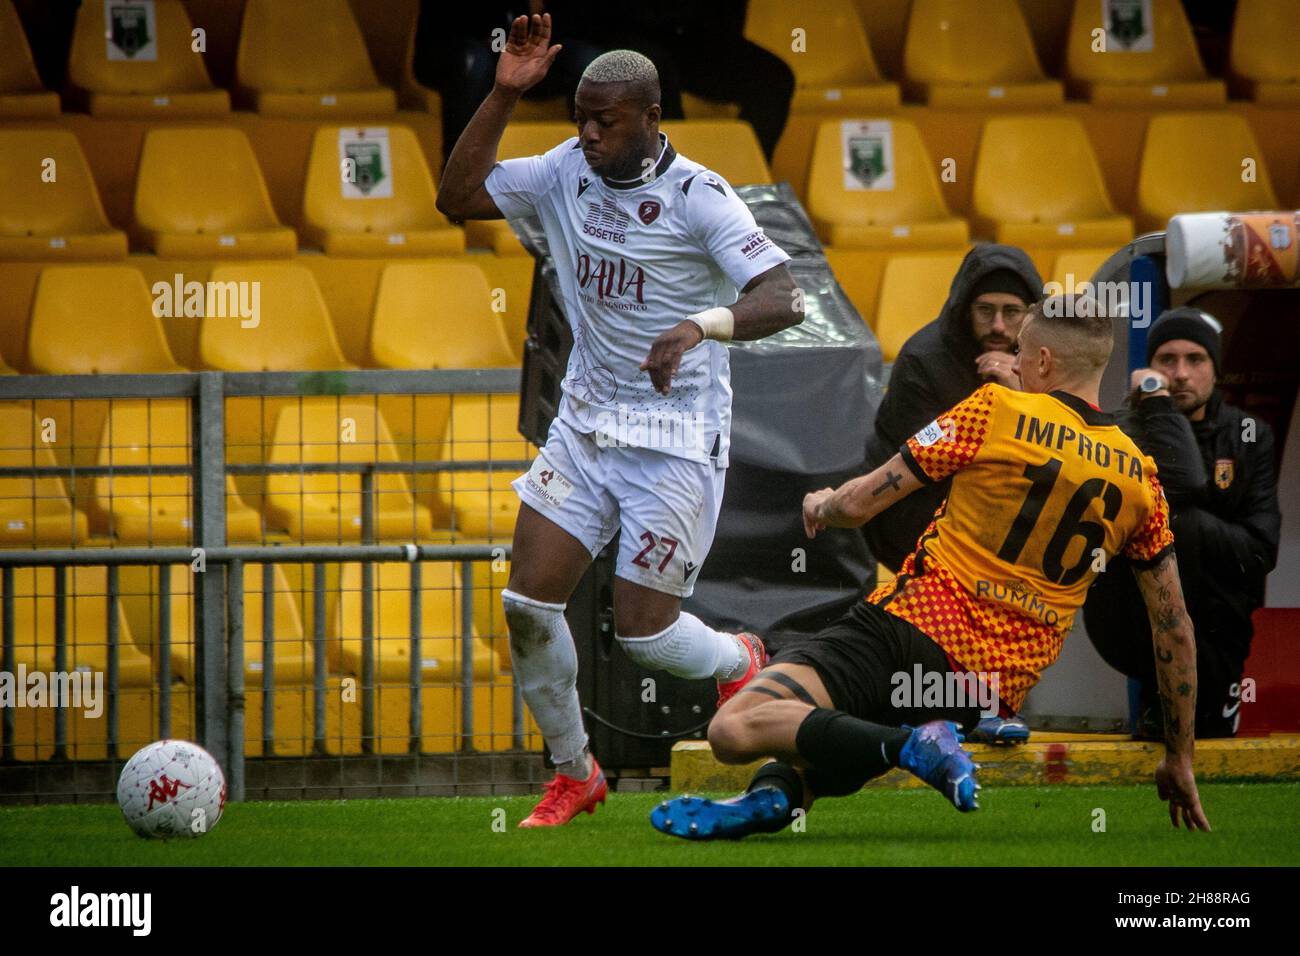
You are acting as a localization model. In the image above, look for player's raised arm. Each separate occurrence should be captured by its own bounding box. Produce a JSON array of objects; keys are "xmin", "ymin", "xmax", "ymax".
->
[
  {"xmin": 802, "ymin": 452, "xmax": 922, "ymax": 537},
  {"xmin": 640, "ymin": 263, "xmax": 802, "ymax": 395},
  {"xmin": 436, "ymin": 14, "xmax": 562, "ymax": 222},
  {"xmin": 1132, "ymin": 552, "xmax": 1211, "ymax": 831}
]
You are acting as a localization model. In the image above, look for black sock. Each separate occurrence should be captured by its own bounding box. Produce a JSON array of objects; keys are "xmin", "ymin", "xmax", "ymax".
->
[
  {"xmin": 795, "ymin": 708, "xmax": 911, "ymax": 796},
  {"xmin": 743, "ymin": 761, "xmax": 803, "ymax": 832}
]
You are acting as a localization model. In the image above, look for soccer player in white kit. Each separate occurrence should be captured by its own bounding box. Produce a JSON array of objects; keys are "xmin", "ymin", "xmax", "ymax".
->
[{"xmin": 437, "ymin": 14, "xmax": 804, "ymax": 827}]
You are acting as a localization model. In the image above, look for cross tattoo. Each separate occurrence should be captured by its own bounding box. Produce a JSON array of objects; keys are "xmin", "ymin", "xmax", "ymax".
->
[{"xmin": 872, "ymin": 470, "xmax": 902, "ymax": 496}]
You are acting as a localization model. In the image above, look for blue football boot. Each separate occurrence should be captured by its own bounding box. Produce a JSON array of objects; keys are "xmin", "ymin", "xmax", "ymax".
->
[
  {"xmin": 650, "ymin": 786, "xmax": 791, "ymax": 841},
  {"xmin": 898, "ymin": 720, "xmax": 981, "ymax": 812},
  {"xmin": 967, "ymin": 714, "xmax": 1031, "ymax": 745}
]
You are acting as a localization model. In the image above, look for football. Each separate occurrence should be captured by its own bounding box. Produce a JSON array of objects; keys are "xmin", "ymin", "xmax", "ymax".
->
[{"xmin": 116, "ymin": 740, "xmax": 227, "ymax": 840}]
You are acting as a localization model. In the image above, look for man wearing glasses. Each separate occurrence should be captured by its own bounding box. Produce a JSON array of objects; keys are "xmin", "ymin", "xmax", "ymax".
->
[{"xmin": 862, "ymin": 244, "xmax": 1042, "ymax": 742}]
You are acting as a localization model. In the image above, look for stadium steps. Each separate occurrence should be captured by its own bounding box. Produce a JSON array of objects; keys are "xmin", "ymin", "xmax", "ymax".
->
[{"xmin": 670, "ymin": 735, "xmax": 1300, "ymax": 792}]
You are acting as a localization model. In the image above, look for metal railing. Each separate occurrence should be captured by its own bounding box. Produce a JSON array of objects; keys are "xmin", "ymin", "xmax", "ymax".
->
[{"xmin": 0, "ymin": 369, "xmax": 533, "ymax": 800}]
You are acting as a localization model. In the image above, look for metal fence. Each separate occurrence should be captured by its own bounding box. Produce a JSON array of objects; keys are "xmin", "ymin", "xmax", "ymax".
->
[{"xmin": 0, "ymin": 369, "xmax": 539, "ymax": 800}]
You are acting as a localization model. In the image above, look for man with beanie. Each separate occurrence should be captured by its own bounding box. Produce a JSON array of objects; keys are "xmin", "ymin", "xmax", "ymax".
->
[
  {"xmin": 862, "ymin": 245, "xmax": 1042, "ymax": 743},
  {"xmin": 1084, "ymin": 306, "xmax": 1281, "ymax": 737}
]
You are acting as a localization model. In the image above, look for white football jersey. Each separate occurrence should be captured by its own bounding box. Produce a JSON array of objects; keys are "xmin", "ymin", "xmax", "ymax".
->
[{"xmin": 485, "ymin": 132, "xmax": 790, "ymax": 466}]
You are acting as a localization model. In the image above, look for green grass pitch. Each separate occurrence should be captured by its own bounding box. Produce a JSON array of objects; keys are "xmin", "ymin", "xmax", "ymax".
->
[{"xmin": 2, "ymin": 783, "xmax": 1295, "ymax": 866}]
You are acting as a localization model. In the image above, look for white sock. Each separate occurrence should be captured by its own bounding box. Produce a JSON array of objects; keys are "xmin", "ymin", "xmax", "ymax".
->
[
  {"xmin": 501, "ymin": 589, "xmax": 591, "ymax": 778},
  {"xmin": 616, "ymin": 612, "xmax": 747, "ymax": 681}
]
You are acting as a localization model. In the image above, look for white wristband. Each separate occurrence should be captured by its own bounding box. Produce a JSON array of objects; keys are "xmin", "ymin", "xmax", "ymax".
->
[{"xmin": 686, "ymin": 306, "xmax": 734, "ymax": 342}]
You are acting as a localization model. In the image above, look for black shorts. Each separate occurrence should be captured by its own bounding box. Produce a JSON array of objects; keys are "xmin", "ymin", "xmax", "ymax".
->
[{"xmin": 769, "ymin": 600, "xmax": 984, "ymax": 733}]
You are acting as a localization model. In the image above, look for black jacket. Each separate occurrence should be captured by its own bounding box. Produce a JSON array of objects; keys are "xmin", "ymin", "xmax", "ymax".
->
[
  {"xmin": 862, "ymin": 244, "xmax": 1043, "ymax": 570},
  {"xmin": 1087, "ymin": 389, "xmax": 1282, "ymax": 659}
]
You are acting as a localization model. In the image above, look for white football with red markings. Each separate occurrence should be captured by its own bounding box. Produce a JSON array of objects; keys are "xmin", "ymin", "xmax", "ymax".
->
[{"xmin": 116, "ymin": 739, "xmax": 226, "ymax": 840}]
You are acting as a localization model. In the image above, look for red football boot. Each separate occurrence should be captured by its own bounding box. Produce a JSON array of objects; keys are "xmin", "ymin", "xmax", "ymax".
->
[
  {"xmin": 716, "ymin": 632, "xmax": 767, "ymax": 709},
  {"xmin": 518, "ymin": 758, "xmax": 608, "ymax": 828}
]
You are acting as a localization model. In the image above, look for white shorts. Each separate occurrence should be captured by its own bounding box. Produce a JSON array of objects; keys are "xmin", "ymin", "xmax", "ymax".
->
[{"xmin": 512, "ymin": 415, "xmax": 726, "ymax": 598}]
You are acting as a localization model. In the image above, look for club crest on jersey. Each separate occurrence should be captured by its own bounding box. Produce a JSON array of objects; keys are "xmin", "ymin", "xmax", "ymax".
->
[
  {"xmin": 637, "ymin": 199, "xmax": 661, "ymax": 224},
  {"xmin": 1214, "ymin": 458, "xmax": 1235, "ymax": 489}
]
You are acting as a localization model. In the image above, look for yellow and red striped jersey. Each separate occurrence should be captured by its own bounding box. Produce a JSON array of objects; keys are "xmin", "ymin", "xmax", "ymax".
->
[{"xmin": 868, "ymin": 383, "xmax": 1174, "ymax": 711}]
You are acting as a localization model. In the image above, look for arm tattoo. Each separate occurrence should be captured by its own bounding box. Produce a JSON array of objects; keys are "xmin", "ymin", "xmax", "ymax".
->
[
  {"xmin": 872, "ymin": 469, "xmax": 902, "ymax": 496},
  {"xmin": 1135, "ymin": 552, "xmax": 1197, "ymax": 756}
]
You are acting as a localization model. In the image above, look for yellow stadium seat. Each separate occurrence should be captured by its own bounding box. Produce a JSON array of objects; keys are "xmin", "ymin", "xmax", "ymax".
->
[
  {"xmin": 0, "ymin": 403, "xmax": 89, "ymax": 546},
  {"xmin": 1065, "ymin": 0, "xmax": 1226, "ymax": 105},
  {"xmin": 203, "ymin": 263, "xmax": 354, "ymax": 522},
  {"xmin": 4, "ymin": 566, "xmax": 153, "ymax": 684},
  {"xmin": 0, "ymin": 0, "xmax": 59, "ymax": 117},
  {"xmin": 745, "ymin": 0, "xmax": 900, "ymax": 112},
  {"xmin": 133, "ymin": 563, "xmax": 311, "ymax": 684},
  {"xmin": 329, "ymin": 560, "xmax": 514, "ymax": 752},
  {"xmin": 330, "ymin": 560, "xmax": 496, "ymax": 681},
  {"xmin": 824, "ymin": 248, "xmax": 888, "ymax": 330},
  {"xmin": 972, "ymin": 116, "xmax": 1133, "ymax": 248},
  {"xmin": 662, "ymin": 121, "xmax": 771, "ymax": 185},
  {"xmin": 874, "ymin": 252, "xmax": 968, "ymax": 362},
  {"xmin": 370, "ymin": 262, "xmax": 516, "ymax": 371},
  {"xmin": 27, "ymin": 266, "xmax": 186, "ymax": 374},
  {"xmin": 264, "ymin": 398, "xmax": 435, "ymax": 542},
  {"xmin": 116, "ymin": 562, "xmax": 357, "ymax": 757},
  {"xmin": 1230, "ymin": 0, "xmax": 1300, "ymax": 104},
  {"xmin": 0, "ymin": 130, "xmax": 128, "ymax": 260},
  {"xmin": 1136, "ymin": 113, "xmax": 1279, "ymax": 234},
  {"xmin": 66, "ymin": 0, "xmax": 230, "ymax": 117},
  {"xmin": 462, "ymin": 122, "xmax": 571, "ymax": 254},
  {"xmin": 368, "ymin": 260, "xmax": 515, "ymax": 526},
  {"xmin": 1048, "ymin": 247, "xmax": 1120, "ymax": 289},
  {"xmin": 474, "ymin": 254, "xmax": 534, "ymax": 361},
  {"xmin": 902, "ymin": 0, "xmax": 1064, "ymax": 107},
  {"xmin": 808, "ymin": 118, "xmax": 968, "ymax": 250},
  {"xmin": 438, "ymin": 393, "xmax": 532, "ymax": 540},
  {"xmin": 235, "ymin": 0, "xmax": 396, "ymax": 116},
  {"xmin": 301, "ymin": 124, "xmax": 463, "ymax": 256},
  {"xmin": 198, "ymin": 262, "xmax": 353, "ymax": 372},
  {"xmin": 94, "ymin": 399, "xmax": 262, "ymax": 543},
  {"xmin": 133, "ymin": 127, "xmax": 297, "ymax": 259},
  {"xmin": 3, "ymin": 565, "xmax": 167, "ymax": 761}
]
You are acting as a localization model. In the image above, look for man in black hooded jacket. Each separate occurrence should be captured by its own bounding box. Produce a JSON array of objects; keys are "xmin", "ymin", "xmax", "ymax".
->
[
  {"xmin": 863, "ymin": 244, "xmax": 1043, "ymax": 571},
  {"xmin": 1084, "ymin": 307, "xmax": 1281, "ymax": 738},
  {"xmin": 861, "ymin": 244, "xmax": 1042, "ymax": 743}
]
